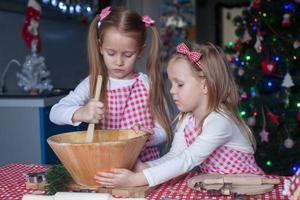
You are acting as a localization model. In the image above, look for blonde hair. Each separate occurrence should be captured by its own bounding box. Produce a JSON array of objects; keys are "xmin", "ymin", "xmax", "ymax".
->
[
  {"xmin": 170, "ymin": 42, "xmax": 256, "ymax": 150},
  {"xmin": 86, "ymin": 7, "xmax": 172, "ymax": 145}
]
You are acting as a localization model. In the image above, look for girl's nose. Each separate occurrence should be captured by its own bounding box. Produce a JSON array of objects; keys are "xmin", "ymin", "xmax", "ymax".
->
[
  {"xmin": 115, "ymin": 55, "xmax": 124, "ymax": 66},
  {"xmin": 170, "ymin": 85, "xmax": 175, "ymax": 95}
]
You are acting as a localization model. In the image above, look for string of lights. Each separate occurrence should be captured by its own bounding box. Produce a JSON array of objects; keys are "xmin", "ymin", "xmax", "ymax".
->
[{"xmin": 41, "ymin": 0, "xmax": 97, "ymax": 16}]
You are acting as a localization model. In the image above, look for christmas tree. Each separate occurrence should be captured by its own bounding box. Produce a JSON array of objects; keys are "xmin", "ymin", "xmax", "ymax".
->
[
  {"xmin": 159, "ymin": 0, "xmax": 195, "ymax": 61},
  {"xmin": 17, "ymin": 40, "xmax": 53, "ymax": 94},
  {"xmin": 225, "ymin": 0, "xmax": 300, "ymax": 176}
]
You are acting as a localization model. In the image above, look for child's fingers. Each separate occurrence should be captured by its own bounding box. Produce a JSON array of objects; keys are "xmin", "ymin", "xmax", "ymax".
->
[
  {"xmin": 111, "ymin": 168, "xmax": 127, "ymax": 174},
  {"xmin": 94, "ymin": 177, "xmax": 115, "ymax": 187},
  {"xmin": 97, "ymin": 172, "xmax": 115, "ymax": 178},
  {"xmin": 132, "ymin": 123, "xmax": 141, "ymax": 133},
  {"xmin": 90, "ymin": 99, "xmax": 104, "ymax": 107},
  {"xmin": 131, "ymin": 124, "xmax": 153, "ymax": 135},
  {"xmin": 141, "ymin": 127, "xmax": 154, "ymax": 135}
]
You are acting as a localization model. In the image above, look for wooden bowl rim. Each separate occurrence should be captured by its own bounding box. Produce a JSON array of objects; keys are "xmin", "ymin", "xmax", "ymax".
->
[{"xmin": 47, "ymin": 129, "xmax": 148, "ymax": 145}]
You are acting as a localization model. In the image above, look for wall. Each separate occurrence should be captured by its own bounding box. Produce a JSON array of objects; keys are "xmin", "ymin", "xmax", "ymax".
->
[
  {"xmin": 0, "ymin": 4, "xmax": 89, "ymax": 94},
  {"xmin": 0, "ymin": 0, "xmax": 163, "ymax": 94},
  {"xmin": 196, "ymin": 0, "xmax": 249, "ymax": 45}
]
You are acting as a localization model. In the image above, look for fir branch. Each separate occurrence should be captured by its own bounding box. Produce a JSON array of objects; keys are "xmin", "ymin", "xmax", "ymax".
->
[{"xmin": 45, "ymin": 164, "xmax": 71, "ymax": 195}]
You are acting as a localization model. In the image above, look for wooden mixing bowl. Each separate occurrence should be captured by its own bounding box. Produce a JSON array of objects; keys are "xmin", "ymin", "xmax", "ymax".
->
[{"xmin": 47, "ymin": 129, "xmax": 147, "ymax": 187}]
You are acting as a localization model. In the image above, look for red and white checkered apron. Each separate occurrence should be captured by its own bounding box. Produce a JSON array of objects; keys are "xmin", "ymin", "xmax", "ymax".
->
[
  {"xmin": 184, "ymin": 115, "xmax": 264, "ymax": 175},
  {"xmin": 288, "ymin": 169, "xmax": 300, "ymax": 198},
  {"xmin": 98, "ymin": 76, "xmax": 160, "ymax": 162},
  {"xmin": 184, "ymin": 115, "xmax": 201, "ymax": 146}
]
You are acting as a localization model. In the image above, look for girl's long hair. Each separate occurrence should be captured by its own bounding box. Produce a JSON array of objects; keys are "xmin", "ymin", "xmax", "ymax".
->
[
  {"xmin": 171, "ymin": 42, "xmax": 256, "ymax": 150},
  {"xmin": 87, "ymin": 7, "xmax": 172, "ymax": 145}
]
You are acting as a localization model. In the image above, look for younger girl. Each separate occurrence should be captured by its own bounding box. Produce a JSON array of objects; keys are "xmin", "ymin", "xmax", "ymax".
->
[
  {"xmin": 49, "ymin": 7, "xmax": 172, "ymax": 162},
  {"xmin": 95, "ymin": 42, "xmax": 264, "ymax": 187}
]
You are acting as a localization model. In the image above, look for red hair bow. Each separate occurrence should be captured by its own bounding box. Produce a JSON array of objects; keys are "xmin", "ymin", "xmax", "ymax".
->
[{"xmin": 176, "ymin": 43, "xmax": 202, "ymax": 67}]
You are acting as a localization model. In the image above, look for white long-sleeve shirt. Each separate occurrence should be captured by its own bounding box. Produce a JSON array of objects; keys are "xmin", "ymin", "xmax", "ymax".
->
[
  {"xmin": 49, "ymin": 73, "xmax": 166, "ymax": 146},
  {"xmin": 143, "ymin": 112, "xmax": 254, "ymax": 187}
]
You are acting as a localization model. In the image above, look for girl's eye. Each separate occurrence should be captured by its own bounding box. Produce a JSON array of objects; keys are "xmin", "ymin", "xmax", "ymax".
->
[
  {"xmin": 107, "ymin": 51, "xmax": 115, "ymax": 56},
  {"xmin": 178, "ymin": 83, "xmax": 184, "ymax": 87},
  {"xmin": 124, "ymin": 53, "xmax": 133, "ymax": 57}
]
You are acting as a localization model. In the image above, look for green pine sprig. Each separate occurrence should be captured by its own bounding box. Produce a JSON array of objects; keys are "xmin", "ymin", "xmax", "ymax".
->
[{"xmin": 45, "ymin": 164, "xmax": 72, "ymax": 195}]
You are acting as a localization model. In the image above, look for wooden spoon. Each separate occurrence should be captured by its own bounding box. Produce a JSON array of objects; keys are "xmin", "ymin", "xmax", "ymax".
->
[{"xmin": 86, "ymin": 75, "xmax": 103, "ymax": 142}]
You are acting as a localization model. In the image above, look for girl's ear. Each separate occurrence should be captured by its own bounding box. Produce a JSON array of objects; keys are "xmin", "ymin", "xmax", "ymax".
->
[
  {"xmin": 201, "ymin": 79, "xmax": 208, "ymax": 95},
  {"xmin": 138, "ymin": 44, "xmax": 147, "ymax": 58}
]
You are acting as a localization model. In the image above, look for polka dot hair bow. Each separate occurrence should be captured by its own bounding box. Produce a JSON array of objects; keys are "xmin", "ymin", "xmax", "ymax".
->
[{"xmin": 176, "ymin": 43, "xmax": 202, "ymax": 67}]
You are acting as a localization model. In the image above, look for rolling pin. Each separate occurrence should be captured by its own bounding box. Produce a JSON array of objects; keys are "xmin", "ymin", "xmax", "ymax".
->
[
  {"xmin": 203, "ymin": 176, "xmax": 280, "ymax": 186},
  {"xmin": 23, "ymin": 192, "xmax": 146, "ymax": 200}
]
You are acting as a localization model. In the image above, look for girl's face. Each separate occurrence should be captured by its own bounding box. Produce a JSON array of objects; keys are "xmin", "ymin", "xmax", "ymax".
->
[
  {"xmin": 100, "ymin": 28, "xmax": 142, "ymax": 79},
  {"xmin": 167, "ymin": 58, "xmax": 208, "ymax": 115}
]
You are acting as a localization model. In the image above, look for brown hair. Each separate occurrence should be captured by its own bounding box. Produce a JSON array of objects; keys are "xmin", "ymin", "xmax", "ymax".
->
[
  {"xmin": 87, "ymin": 7, "xmax": 172, "ymax": 145},
  {"xmin": 170, "ymin": 42, "xmax": 256, "ymax": 150}
]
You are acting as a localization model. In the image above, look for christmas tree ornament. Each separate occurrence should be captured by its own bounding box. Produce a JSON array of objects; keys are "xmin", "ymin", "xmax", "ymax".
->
[
  {"xmin": 284, "ymin": 137, "xmax": 295, "ymax": 149},
  {"xmin": 247, "ymin": 116, "xmax": 256, "ymax": 126},
  {"xmin": 241, "ymin": 91, "xmax": 248, "ymax": 99},
  {"xmin": 282, "ymin": 13, "xmax": 291, "ymax": 28},
  {"xmin": 16, "ymin": 40, "xmax": 53, "ymax": 94},
  {"xmin": 293, "ymin": 40, "xmax": 300, "ymax": 49},
  {"xmin": 250, "ymin": 0, "xmax": 261, "ymax": 9},
  {"xmin": 261, "ymin": 60, "xmax": 276, "ymax": 75},
  {"xmin": 281, "ymin": 72, "xmax": 295, "ymax": 88},
  {"xmin": 283, "ymin": 2, "xmax": 297, "ymax": 13},
  {"xmin": 267, "ymin": 111, "xmax": 279, "ymax": 126},
  {"xmin": 241, "ymin": 28, "xmax": 252, "ymax": 43},
  {"xmin": 238, "ymin": 68, "xmax": 245, "ymax": 76},
  {"xmin": 259, "ymin": 128, "xmax": 270, "ymax": 143},
  {"xmin": 254, "ymin": 34, "xmax": 263, "ymax": 53},
  {"xmin": 250, "ymin": 87, "xmax": 257, "ymax": 97},
  {"xmin": 233, "ymin": 39, "xmax": 242, "ymax": 51},
  {"xmin": 22, "ymin": 0, "xmax": 42, "ymax": 53},
  {"xmin": 297, "ymin": 111, "xmax": 300, "ymax": 122},
  {"xmin": 259, "ymin": 106, "xmax": 269, "ymax": 143}
]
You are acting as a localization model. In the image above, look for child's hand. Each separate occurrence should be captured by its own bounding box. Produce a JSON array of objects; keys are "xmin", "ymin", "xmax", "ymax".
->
[
  {"xmin": 132, "ymin": 124, "xmax": 154, "ymax": 147},
  {"xmin": 72, "ymin": 99, "xmax": 104, "ymax": 124},
  {"xmin": 133, "ymin": 159, "xmax": 149, "ymax": 172},
  {"xmin": 95, "ymin": 168, "xmax": 138, "ymax": 188}
]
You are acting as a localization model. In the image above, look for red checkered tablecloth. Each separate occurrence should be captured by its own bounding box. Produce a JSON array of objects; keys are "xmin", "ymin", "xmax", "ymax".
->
[
  {"xmin": 148, "ymin": 172, "xmax": 290, "ymax": 200},
  {"xmin": 0, "ymin": 163, "xmax": 291, "ymax": 200},
  {"xmin": 0, "ymin": 164, "xmax": 47, "ymax": 200}
]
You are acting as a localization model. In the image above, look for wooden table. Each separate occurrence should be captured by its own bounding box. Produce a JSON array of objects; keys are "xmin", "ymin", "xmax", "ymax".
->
[{"xmin": 0, "ymin": 163, "xmax": 290, "ymax": 200}]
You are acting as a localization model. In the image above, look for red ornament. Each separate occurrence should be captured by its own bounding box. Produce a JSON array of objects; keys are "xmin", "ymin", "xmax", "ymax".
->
[
  {"xmin": 267, "ymin": 111, "xmax": 279, "ymax": 126},
  {"xmin": 282, "ymin": 13, "xmax": 291, "ymax": 28},
  {"xmin": 233, "ymin": 40, "xmax": 242, "ymax": 51},
  {"xmin": 251, "ymin": 0, "xmax": 261, "ymax": 8},
  {"xmin": 261, "ymin": 60, "xmax": 276, "ymax": 75},
  {"xmin": 297, "ymin": 111, "xmax": 300, "ymax": 122},
  {"xmin": 21, "ymin": 0, "xmax": 42, "ymax": 52}
]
